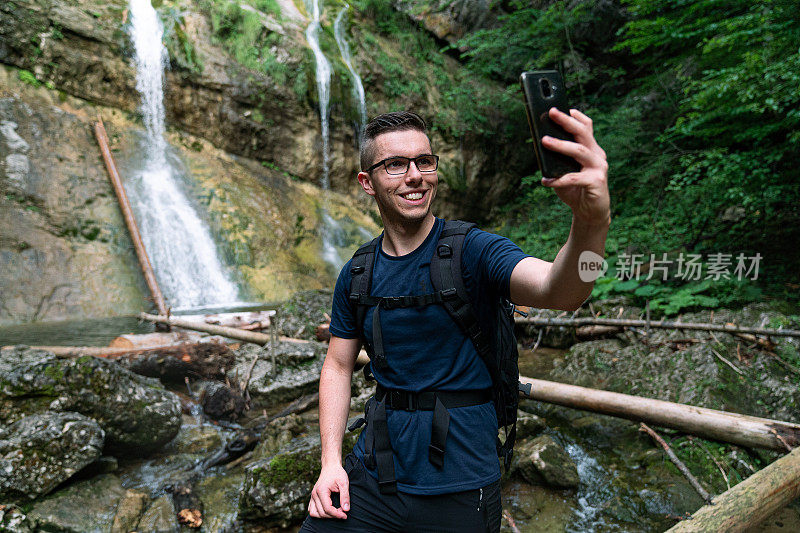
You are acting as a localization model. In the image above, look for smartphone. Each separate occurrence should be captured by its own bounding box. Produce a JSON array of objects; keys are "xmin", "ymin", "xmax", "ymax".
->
[{"xmin": 520, "ymin": 70, "xmax": 581, "ymax": 179}]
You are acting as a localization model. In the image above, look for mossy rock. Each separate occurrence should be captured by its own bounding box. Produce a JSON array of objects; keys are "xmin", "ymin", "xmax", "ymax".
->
[
  {"xmin": 240, "ymin": 432, "xmax": 358, "ymax": 528},
  {"xmin": 0, "ymin": 411, "xmax": 104, "ymax": 502},
  {"xmin": 0, "ymin": 346, "xmax": 181, "ymax": 454}
]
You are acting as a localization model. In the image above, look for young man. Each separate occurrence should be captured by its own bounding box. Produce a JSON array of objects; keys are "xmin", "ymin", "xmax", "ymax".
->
[{"xmin": 301, "ymin": 110, "xmax": 610, "ymax": 532}]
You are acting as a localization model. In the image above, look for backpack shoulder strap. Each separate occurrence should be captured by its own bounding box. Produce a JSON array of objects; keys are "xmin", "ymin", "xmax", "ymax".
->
[
  {"xmin": 348, "ymin": 236, "xmax": 380, "ymax": 334},
  {"xmin": 429, "ymin": 220, "xmax": 496, "ymax": 377}
]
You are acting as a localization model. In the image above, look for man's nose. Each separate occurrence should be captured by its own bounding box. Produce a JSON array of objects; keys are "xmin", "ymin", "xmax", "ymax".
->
[{"xmin": 405, "ymin": 160, "xmax": 423, "ymax": 182}]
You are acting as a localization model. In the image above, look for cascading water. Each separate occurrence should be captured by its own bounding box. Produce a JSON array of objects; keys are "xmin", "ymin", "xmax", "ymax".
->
[
  {"xmin": 334, "ymin": 6, "xmax": 367, "ymax": 144},
  {"xmin": 304, "ymin": 0, "xmax": 352, "ymax": 272},
  {"xmin": 127, "ymin": 0, "xmax": 240, "ymax": 309},
  {"xmin": 305, "ymin": 0, "xmax": 332, "ymax": 189}
]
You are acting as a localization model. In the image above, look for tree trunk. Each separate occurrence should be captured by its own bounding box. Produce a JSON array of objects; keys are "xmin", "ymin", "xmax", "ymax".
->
[
  {"xmin": 519, "ymin": 376, "xmax": 800, "ymax": 452},
  {"xmin": 666, "ymin": 447, "xmax": 800, "ymax": 532},
  {"xmin": 139, "ymin": 313, "xmax": 270, "ymax": 345}
]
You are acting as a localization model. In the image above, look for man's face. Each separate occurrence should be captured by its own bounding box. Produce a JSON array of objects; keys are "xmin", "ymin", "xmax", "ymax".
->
[{"xmin": 358, "ymin": 129, "xmax": 438, "ymax": 226}]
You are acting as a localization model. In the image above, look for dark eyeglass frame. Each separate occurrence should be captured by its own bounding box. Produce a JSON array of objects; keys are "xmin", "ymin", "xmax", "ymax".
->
[{"xmin": 365, "ymin": 154, "xmax": 440, "ymax": 175}]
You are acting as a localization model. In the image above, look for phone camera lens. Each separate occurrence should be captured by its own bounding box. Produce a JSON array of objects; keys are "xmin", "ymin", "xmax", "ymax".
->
[{"xmin": 539, "ymin": 79, "xmax": 553, "ymax": 98}]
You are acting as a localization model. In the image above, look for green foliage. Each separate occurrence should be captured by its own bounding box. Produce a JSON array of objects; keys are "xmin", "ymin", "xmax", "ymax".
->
[
  {"xmin": 591, "ymin": 275, "xmax": 763, "ymax": 316},
  {"xmin": 159, "ymin": 7, "xmax": 204, "ymax": 73},
  {"xmin": 18, "ymin": 69, "xmax": 40, "ymax": 87},
  {"xmin": 461, "ymin": 0, "xmax": 800, "ymax": 307},
  {"xmin": 202, "ymin": 0, "xmax": 289, "ymax": 84}
]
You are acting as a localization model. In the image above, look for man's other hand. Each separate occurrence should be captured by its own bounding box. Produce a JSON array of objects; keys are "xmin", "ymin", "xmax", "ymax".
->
[
  {"xmin": 541, "ymin": 108, "xmax": 611, "ymax": 227},
  {"xmin": 308, "ymin": 463, "xmax": 350, "ymax": 519}
]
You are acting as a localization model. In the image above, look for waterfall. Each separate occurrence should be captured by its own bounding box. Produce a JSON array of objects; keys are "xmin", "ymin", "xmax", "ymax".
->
[
  {"xmin": 334, "ymin": 6, "xmax": 367, "ymax": 144},
  {"xmin": 304, "ymin": 0, "xmax": 348, "ymax": 272},
  {"xmin": 304, "ymin": 0, "xmax": 332, "ymax": 189},
  {"xmin": 127, "ymin": 0, "xmax": 241, "ymax": 310}
]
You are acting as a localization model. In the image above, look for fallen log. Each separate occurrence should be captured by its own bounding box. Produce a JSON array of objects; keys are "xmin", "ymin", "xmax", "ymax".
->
[
  {"xmin": 95, "ymin": 119, "xmax": 167, "ymax": 316},
  {"xmin": 110, "ymin": 331, "xmax": 204, "ymax": 349},
  {"xmin": 515, "ymin": 316, "xmax": 800, "ymax": 338},
  {"xmin": 139, "ymin": 313, "xmax": 270, "ymax": 345},
  {"xmin": 519, "ymin": 376, "xmax": 800, "ymax": 452},
  {"xmin": 353, "ymin": 349, "xmax": 800, "ymax": 452},
  {"xmin": 666, "ymin": 446, "xmax": 800, "ymax": 533},
  {"xmin": 15, "ymin": 344, "xmax": 235, "ymax": 381}
]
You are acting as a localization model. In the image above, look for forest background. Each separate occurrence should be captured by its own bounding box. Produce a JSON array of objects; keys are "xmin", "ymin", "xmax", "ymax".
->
[{"xmin": 347, "ymin": 0, "xmax": 799, "ymax": 317}]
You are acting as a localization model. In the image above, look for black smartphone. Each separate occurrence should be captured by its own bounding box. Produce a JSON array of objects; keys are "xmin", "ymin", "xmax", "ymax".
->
[{"xmin": 520, "ymin": 70, "xmax": 581, "ymax": 179}]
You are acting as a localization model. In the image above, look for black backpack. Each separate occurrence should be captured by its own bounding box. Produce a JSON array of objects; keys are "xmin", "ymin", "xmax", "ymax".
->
[{"xmin": 347, "ymin": 220, "xmax": 530, "ymax": 489}]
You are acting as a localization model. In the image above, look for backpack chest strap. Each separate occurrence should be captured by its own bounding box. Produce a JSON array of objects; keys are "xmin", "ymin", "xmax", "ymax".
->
[{"xmin": 350, "ymin": 290, "xmax": 458, "ymax": 370}]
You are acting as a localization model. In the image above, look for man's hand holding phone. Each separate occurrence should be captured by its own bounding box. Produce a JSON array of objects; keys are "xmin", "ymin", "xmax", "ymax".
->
[{"xmin": 541, "ymin": 107, "xmax": 610, "ymax": 228}]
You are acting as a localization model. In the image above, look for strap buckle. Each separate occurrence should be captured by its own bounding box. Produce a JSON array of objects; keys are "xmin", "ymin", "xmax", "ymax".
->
[
  {"xmin": 382, "ymin": 296, "xmax": 401, "ymax": 309},
  {"xmin": 437, "ymin": 244, "xmax": 453, "ymax": 258},
  {"xmin": 440, "ymin": 287, "xmax": 457, "ymax": 300}
]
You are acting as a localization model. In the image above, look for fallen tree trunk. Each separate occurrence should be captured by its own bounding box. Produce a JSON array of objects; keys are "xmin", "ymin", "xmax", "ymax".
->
[
  {"xmin": 519, "ymin": 376, "xmax": 800, "ymax": 452},
  {"xmin": 95, "ymin": 119, "xmax": 167, "ymax": 317},
  {"xmin": 666, "ymin": 446, "xmax": 800, "ymax": 533},
  {"xmin": 139, "ymin": 313, "xmax": 270, "ymax": 345},
  {"xmin": 17, "ymin": 344, "xmax": 235, "ymax": 381},
  {"xmin": 515, "ymin": 316, "xmax": 800, "ymax": 338}
]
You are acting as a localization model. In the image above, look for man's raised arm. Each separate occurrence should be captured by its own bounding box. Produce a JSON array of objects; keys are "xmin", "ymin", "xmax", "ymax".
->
[
  {"xmin": 510, "ymin": 107, "xmax": 611, "ymax": 311},
  {"xmin": 308, "ymin": 335, "xmax": 360, "ymax": 520}
]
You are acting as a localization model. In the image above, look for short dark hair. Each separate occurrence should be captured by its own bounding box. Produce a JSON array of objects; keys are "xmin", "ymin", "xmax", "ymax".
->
[{"xmin": 360, "ymin": 111, "xmax": 428, "ymax": 171}]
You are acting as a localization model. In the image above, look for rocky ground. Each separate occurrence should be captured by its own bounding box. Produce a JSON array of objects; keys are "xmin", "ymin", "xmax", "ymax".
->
[{"xmin": 1, "ymin": 292, "xmax": 798, "ymax": 532}]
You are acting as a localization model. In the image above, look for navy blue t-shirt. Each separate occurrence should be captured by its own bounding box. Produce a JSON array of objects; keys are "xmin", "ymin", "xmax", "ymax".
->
[{"xmin": 329, "ymin": 218, "xmax": 529, "ymax": 495}]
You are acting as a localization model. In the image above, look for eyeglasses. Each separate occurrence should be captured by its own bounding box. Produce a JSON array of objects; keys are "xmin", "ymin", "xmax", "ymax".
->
[{"xmin": 365, "ymin": 154, "xmax": 440, "ymax": 175}]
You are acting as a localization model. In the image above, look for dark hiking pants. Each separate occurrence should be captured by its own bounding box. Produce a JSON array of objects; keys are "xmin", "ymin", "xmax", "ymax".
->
[{"xmin": 300, "ymin": 453, "xmax": 502, "ymax": 533}]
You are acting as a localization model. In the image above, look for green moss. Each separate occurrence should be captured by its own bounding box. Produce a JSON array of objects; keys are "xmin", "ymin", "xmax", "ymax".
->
[
  {"xmin": 18, "ymin": 69, "xmax": 40, "ymax": 87},
  {"xmin": 258, "ymin": 449, "xmax": 321, "ymax": 488}
]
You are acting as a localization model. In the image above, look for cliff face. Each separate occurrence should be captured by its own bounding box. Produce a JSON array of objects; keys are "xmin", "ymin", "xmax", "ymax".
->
[{"xmin": 0, "ymin": 0, "xmax": 529, "ymax": 324}]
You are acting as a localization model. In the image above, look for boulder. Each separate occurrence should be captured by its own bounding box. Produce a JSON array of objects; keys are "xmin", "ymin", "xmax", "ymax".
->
[
  {"xmin": 26, "ymin": 474, "xmax": 128, "ymax": 533},
  {"xmin": 0, "ymin": 411, "xmax": 104, "ymax": 501},
  {"xmin": 515, "ymin": 410, "xmax": 547, "ymax": 440},
  {"xmin": 240, "ymin": 432, "xmax": 358, "ymax": 528},
  {"xmin": 232, "ymin": 341, "xmax": 325, "ymax": 407},
  {"xmin": 0, "ymin": 346, "xmax": 182, "ymax": 454},
  {"xmin": 240, "ymin": 435, "xmax": 322, "ymax": 528},
  {"xmin": 251, "ymin": 414, "xmax": 308, "ymax": 461},
  {"xmin": 516, "ymin": 435, "xmax": 580, "ymax": 489}
]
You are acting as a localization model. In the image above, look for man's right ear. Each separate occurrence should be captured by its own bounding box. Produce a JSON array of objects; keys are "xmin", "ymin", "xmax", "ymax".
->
[{"xmin": 357, "ymin": 171, "xmax": 376, "ymax": 197}]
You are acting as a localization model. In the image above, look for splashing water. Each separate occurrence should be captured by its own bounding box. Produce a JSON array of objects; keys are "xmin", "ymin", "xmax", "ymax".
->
[
  {"xmin": 334, "ymin": 6, "xmax": 367, "ymax": 144},
  {"xmin": 127, "ymin": 0, "xmax": 240, "ymax": 310}
]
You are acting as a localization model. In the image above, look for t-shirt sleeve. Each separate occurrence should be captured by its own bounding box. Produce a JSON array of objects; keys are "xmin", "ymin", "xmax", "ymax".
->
[
  {"xmin": 329, "ymin": 259, "xmax": 359, "ymax": 339},
  {"xmin": 463, "ymin": 229, "xmax": 530, "ymax": 300}
]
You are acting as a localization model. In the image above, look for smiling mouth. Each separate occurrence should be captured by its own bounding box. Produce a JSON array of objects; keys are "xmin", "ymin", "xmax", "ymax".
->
[{"xmin": 400, "ymin": 191, "xmax": 425, "ymax": 201}]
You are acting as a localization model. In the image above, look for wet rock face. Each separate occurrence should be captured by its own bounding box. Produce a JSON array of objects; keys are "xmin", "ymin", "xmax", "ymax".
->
[
  {"xmin": 515, "ymin": 435, "xmax": 580, "ymax": 489},
  {"xmin": 0, "ymin": 346, "xmax": 182, "ymax": 454},
  {"xmin": 0, "ymin": 411, "xmax": 104, "ymax": 501},
  {"xmin": 0, "ymin": 93, "xmax": 146, "ymax": 326}
]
